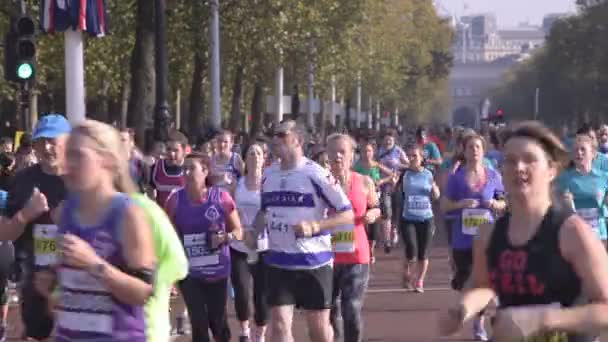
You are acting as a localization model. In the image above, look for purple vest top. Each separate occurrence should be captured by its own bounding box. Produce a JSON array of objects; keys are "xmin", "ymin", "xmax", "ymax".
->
[
  {"xmin": 55, "ymin": 194, "xmax": 146, "ymax": 342},
  {"xmin": 174, "ymin": 187, "xmax": 231, "ymax": 280}
]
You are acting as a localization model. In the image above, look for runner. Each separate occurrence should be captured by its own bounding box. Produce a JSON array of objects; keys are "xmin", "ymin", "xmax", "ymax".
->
[
  {"xmin": 44, "ymin": 119, "xmax": 156, "ymax": 341},
  {"xmin": 230, "ymin": 143, "xmax": 269, "ymax": 342},
  {"xmin": 377, "ymin": 129, "xmax": 408, "ymax": 253},
  {"xmin": 130, "ymin": 193, "xmax": 188, "ymax": 342},
  {"xmin": 0, "ymin": 114, "xmax": 70, "ymax": 342},
  {"xmin": 396, "ymin": 144, "xmax": 440, "ymax": 292},
  {"xmin": 439, "ymin": 121, "xmax": 608, "ymax": 341},
  {"xmin": 165, "ymin": 152, "xmax": 244, "ymax": 342},
  {"xmin": 119, "ymin": 128, "xmax": 146, "ymax": 192},
  {"xmin": 416, "ymin": 126, "xmax": 442, "ymax": 173},
  {"xmin": 259, "ymin": 120, "xmax": 354, "ymax": 342},
  {"xmin": 210, "ymin": 130, "xmax": 244, "ymax": 188},
  {"xmin": 326, "ymin": 133, "xmax": 379, "ymax": 342},
  {"xmin": 440, "ymin": 132, "xmax": 506, "ymax": 341},
  {"xmin": 598, "ymin": 124, "xmax": 608, "ymax": 155},
  {"xmin": 147, "ymin": 131, "xmax": 187, "ymax": 206},
  {"xmin": 555, "ymin": 134, "xmax": 608, "ymax": 246},
  {"xmin": 354, "ymin": 141, "xmax": 394, "ymax": 263}
]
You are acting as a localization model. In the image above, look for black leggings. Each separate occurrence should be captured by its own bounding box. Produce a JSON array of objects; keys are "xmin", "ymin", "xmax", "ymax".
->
[
  {"xmin": 399, "ymin": 219, "xmax": 435, "ymax": 261},
  {"xmin": 230, "ymin": 248, "xmax": 269, "ymax": 327},
  {"xmin": 0, "ymin": 242, "xmax": 14, "ymax": 306},
  {"xmin": 451, "ymin": 249, "xmax": 473, "ymax": 291},
  {"xmin": 179, "ymin": 276, "xmax": 231, "ymax": 342}
]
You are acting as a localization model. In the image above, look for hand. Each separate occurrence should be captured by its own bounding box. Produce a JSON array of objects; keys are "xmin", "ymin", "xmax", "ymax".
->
[
  {"xmin": 459, "ymin": 199, "xmax": 479, "ymax": 209},
  {"xmin": 59, "ymin": 234, "xmax": 103, "ymax": 270},
  {"xmin": 438, "ymin": 303, "xmax": 468, "ymax": 336},
  {"xmin": 364, "ymin": 209, "xmax": 381, "ymax": 224},
  {"xmin": 293, "ymin": 221, "xmax": 320, "ymax": 238},
  {"xmin": 210, "ymin": 231, "xmax": 228, "ymax": 249},
  {"xmin": 34, "ymin": 270, "xmax": 56, "ymax": 297},
  {"xmin": 22, "ymin": 187, "xmax": 49, "ymax": 222},
  {"xmin": 244, "ymin": 230, "xmax": 258, "ymax": 250},
  {"xmin": 563, "ymin": 192, "xmax": 575, "ymax": 208},
  {"xmin": 492, "ymin": 305, "xmax": 554, "ymax": 341}
]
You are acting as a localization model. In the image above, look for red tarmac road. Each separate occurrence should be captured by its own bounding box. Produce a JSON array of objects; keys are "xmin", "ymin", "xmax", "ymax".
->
[{"xmin": 5, "ymin": 228, "xmax": 607, "ymax": 341}]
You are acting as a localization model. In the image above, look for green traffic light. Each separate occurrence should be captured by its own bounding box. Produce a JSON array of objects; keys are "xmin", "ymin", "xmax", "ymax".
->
[{"xmin": 17, "ymin": 62, "xmax": 33, "ymax": 80}]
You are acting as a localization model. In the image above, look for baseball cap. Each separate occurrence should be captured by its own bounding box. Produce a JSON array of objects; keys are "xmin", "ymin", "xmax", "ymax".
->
[{"xmin": 32, "ymin": 114, "xmax": 72, "ymax": 140}]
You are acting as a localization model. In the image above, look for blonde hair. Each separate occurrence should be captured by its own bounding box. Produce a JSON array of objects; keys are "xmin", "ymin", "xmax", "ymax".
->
[
  {"xmin": 326, "ymin": 133, "xmax": 357, "ymax": 151},
  {"xmin": 71, "ymin": 120, "xmax": 137, "ymax": 194}
]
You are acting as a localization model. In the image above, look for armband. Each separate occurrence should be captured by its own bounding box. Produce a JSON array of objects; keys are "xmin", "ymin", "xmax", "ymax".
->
[{"xmin": 123, "ymin": 266, "xmax": 156, "ymax": 285}]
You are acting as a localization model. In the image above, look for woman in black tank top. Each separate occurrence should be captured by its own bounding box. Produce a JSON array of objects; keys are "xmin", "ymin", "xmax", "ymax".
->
[{"xmin": 439, "ymin": 122, "xmax": 608, "ymax": 342}]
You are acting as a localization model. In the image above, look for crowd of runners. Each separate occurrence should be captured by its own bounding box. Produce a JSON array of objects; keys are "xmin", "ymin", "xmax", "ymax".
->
[{"xmin": 0, "ymin": 114, "xmax": 605, "ymax": 342}]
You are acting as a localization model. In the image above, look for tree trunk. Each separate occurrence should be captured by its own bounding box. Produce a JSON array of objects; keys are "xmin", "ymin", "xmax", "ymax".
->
[
  {"xmin": 229, "ymin": 65, "xmax": 244, "ymax": 133},
  {"xmin": 127, "ymin": 0, "xmax": 156, "ymax": 149},
  {"xmin": 98, "ymin": 79, "xmax": 110, "ymax": 124},
  {"xmin": 250, "ymin": 80, "xmax": 264, "ymax": 138},
  {"xmin": 189, "ymin": 52, "xmax": 206, "ymax": 141}
]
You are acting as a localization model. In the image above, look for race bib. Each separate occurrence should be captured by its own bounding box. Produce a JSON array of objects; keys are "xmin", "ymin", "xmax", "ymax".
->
[
  {"xmin": 332, "ymin": 224, "xmax": 355, "ymax": 253},
  {"xmin": 577, "ymin": 208, "xmax": 600, "ymax": 233},
  {"xmin": 33, "ymin": 224, "xmax": 58, "ymax": 266},
  {"xmin": 268, "ymin": 216, "xmax": 295, "ymax": 246},
  {"xmin": 406, "ymin": 195, "xmax": 432, "ymax": 218},
  {"xmin": 57, "ymin": 310, "xmax": 113, "ymax": 334},
  {"xmin": 461, "ymin": 209, "xmax": 491, "ymax": 236},
  {"xmin": 183, "ymin": 233, "xmax": 219, "ymax": 267}
]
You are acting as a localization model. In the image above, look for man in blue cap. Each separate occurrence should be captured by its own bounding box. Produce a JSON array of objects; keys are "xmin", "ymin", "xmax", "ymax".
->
[{"xmin": 0, "ymin": 114, "xmax": 70, "ymax": 341}]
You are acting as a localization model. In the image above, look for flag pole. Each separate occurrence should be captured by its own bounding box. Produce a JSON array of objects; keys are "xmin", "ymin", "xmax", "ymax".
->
[{"xmin": 65, "ymin": 29, "xmax": 86, "ymax": 125}]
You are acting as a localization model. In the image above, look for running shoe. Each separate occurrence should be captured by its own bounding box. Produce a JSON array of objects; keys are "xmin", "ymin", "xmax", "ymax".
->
[
  {"xmin": 175, "ymin": 315, "xmax": 187, "ymax": 335},
  {"xmin": 0, "ymin": 324, "xmax": 5, "ymax": 342},
  {"xmin": 473, "ymin": 318, "xmax": 489, "ymax": 341},
  {"xmin": 401, "ymin": 274, "xmax": 413, "ymax": 290},
  {"xmin": 414, "ymin": 280, "xmax": 424, "ymax": 293}
]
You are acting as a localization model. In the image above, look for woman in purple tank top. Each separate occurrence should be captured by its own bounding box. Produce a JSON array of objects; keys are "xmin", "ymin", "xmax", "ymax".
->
[
  {"xmin": 165, "ymin": 152, "xmax": 244, "ymax": 342},
  {"xmin": 34, "ymin": 120, "xmax": 157, "ymax": 341}
]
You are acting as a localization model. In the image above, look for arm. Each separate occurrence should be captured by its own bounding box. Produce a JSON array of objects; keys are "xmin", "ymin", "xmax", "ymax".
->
[
  {"xmin": 363, "ymin": 175, "xmax": 381, "ymax": 224},
  {"xmin": 431, "ymin": 181, "xmax": 440, "ymax": 201},
  {"xmin": 221, "ymin": 191, "xmax": 243, "ymax": 241},
  {"xmin": 375, "ymin": 162, "xmax": 395, "ymax": 187},
  {"xmin": 163, "ymin": 190, "xmax": 178, "ymax": 227},
  {"xmin": 93, "ymin": 205, "xmax": 157, "ymax": 305},
  {"xmin": 426, "ymin": 145, "xmax": 443, "ymax": 166},
  {"xmin": 439, "ymin": 222, "xmax": 497, "ymax": 335},
  {"xmin": 541, "ymin": 215, "xmax": 608, "ymax": 334}
]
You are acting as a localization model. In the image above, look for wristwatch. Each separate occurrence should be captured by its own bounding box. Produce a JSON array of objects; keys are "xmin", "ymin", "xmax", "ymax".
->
[{"xmin": 89, "ymin": 262, "xmax": 106, "ymax": 279}]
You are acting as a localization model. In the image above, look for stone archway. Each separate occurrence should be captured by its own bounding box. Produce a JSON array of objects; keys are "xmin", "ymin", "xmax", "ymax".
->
[{"xmin": 452, "ymin": 106, "xmax": 477, "ymax": 128}]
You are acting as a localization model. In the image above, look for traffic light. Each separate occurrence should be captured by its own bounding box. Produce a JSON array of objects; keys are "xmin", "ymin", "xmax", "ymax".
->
[{"xmin": 4, "ymin": 15, "xmax": 36, "ymax": 83}]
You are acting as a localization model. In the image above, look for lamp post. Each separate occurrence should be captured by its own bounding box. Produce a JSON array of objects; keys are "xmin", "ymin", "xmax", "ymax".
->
[{"xmin": 154, "ymin": 0, "xmax": 171, "ymax": 142}]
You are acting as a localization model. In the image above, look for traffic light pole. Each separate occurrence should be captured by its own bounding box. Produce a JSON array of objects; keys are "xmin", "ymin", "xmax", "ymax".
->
[{"xmin": 153, "ymin": 0, "xmax": 171, "ymax": 142}]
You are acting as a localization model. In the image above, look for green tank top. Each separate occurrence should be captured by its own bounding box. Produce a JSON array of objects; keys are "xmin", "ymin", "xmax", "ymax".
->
[{"xmin": 354, "ymin": 163, "xmax": 381, "ymax": 183}]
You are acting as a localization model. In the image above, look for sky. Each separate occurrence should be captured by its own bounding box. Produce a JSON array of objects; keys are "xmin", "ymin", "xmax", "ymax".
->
[{"xmin": 436, "ymin": 0, "xmax": 576, "ymax": 28}]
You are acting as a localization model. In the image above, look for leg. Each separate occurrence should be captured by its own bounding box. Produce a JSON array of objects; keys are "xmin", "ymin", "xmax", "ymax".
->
[
  {"xmin": 20, "ymin": 282, "xmax": 54, "ymax": 341},
  {"xmin": 179, "ymin": 277, "xmax": 212, "ymax": 342},
  {"xmin": 297, "ymin": 266, "xmax": 334, "ymax": 342},
  {"xmin": 266, "ymin": 266, "xmax": 296, "ymax": 342},
  {"xmin": 205, "ymin": 278, "xmax": 231, "ymax": 342},
  {"xmin": 270, "ymin": 305, "xmax": 295, "ymax": 342},
  {"xmin": 340, "ymin": 264, "xmax": 370, "ymax": 342},
  {"xmin": 251, "ymin": 256, "xmax": 269, "ymax": 340},
  {"xmin": 305, "ymin": 309, "xmax": 333, "ymax": 342},
  {"xmin": 231, "ymin": 248, "xmax": 252, "ymax": 337},
  {"xmin": 399, "ymin": 220, "xmax": 417, "ymax": 288},
  {"xmin": 416, "ymin": 220, "xmax": 435, "ymax": 287},
  {"xmin": 330, "ymin": 266, "xmax": 342, "ymax": 340}
]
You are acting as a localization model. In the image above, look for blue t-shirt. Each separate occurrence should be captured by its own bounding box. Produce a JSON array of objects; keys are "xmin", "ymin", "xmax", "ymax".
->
[
  {"xmin": 593, "ymin": 153, "xmax": 608, "ymax": 173},
  {"xmin": 422, "ymin": 142, "xmax": 441, "ymax": 173},
  {"xmin": 446, "ymin": 167, "xmax": 504, "ymax": 250},
  {"xmin": 401, "ymin": 168, "xmax": 434, "ymax": 222},
  {"xmin": 555, "ymin": 168, "xmax": 608, "ymax": 240}
]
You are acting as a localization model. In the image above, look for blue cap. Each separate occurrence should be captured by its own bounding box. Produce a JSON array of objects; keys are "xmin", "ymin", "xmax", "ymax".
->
[{"xmin": 32, "ymin": 114, "xmax": 71, "ymax": 140}]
